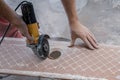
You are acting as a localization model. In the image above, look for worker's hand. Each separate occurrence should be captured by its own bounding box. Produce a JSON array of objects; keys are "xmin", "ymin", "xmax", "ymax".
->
[
  {"xmin": 69, "ymin": 20, "xmax": 99, "ymax": 50},
  {"xmin": 12, "ymin": 20, "xmax": 34, "ymax": 42},
  {"xmin": 18, "ymin": 23, "xmax": 34, "ymax": 42}
]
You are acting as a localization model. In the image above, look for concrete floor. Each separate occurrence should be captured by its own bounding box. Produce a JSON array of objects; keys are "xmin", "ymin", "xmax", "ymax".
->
[
  {"xmin": 1, "ymin": 0, "xmax": 120, "ymax": 80},
  {"xmin": 79, "ymin": 0, "xmax": 120, "ymax": 45},
  {"xmin": 0, "ymin": 76, "xmax": 57, "ymax": 80}
]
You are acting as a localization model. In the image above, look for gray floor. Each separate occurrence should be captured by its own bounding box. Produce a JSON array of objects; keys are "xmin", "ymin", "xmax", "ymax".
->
[
  {"xmin": 0, "ymin": 75, "xmax": 58, "ymax": 80},
  {"xmin": 1, "ymin": 0, "xmax": 120, "ymax": 80}
]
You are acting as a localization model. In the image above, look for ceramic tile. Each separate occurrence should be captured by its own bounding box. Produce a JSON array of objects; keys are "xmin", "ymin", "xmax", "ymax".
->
[{"xmin": 0, "ymin": 38, "xmax": 119, "ymax": 80}]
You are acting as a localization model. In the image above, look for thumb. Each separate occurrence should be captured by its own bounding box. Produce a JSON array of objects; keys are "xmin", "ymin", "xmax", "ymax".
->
[
  {"xmin": 26, "ymin": 35, "xmax": 34, "ymax": 44},
  {"xmin": 26, "ymin": 35, "xmax": 34, "ymax": 41},
  {"xmin": 20, "ymin": 30, "xmax": 34, "ymax": 41},
  {"xmin": 69, "ymin": 32, "xmax": 77, "ymax": 47}
]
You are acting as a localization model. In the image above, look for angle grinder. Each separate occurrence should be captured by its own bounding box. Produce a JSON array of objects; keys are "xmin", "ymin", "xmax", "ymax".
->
[{"xmin": 21, "ymin": 1, "xmax": 50, "ymax": 59}]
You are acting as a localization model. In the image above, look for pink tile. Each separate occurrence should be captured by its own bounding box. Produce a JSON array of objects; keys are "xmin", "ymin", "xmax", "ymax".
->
[{"xmin": 0, "ymin": 38, "xmax": 119, "ymax": 80}]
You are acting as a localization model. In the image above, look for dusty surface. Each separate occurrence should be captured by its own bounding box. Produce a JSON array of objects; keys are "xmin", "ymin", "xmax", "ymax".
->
[{"xmin": 0, "ymin": 0, "xmax": 120, "ymax": 80}]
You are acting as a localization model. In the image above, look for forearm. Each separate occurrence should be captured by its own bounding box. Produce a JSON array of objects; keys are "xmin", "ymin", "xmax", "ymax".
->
[
  {"xmin": 0, "ymin": 0, "xmax": 33, "ymax": 41},
  {"xmin": 61, "ymin": 0, "xmax": 78, "ymax": 23},
  {"xmin": 0, "ymin": 0, "xmax": 25, "ymax": 27}
]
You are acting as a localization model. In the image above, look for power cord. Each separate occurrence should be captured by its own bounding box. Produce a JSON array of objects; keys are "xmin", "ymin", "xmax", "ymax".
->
[
  {"xmin": 0, "ymin": 24, "xmax": 11, "ymax": 45},
  {"xmin": 0, "ymin": 1, "xmax": 28, "ymax": 45}
]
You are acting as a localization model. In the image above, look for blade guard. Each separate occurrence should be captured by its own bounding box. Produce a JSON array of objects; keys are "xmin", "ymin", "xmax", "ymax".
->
[{"xmin": 36, "ymin": 34, "xmax": 50, "ymax": 59}]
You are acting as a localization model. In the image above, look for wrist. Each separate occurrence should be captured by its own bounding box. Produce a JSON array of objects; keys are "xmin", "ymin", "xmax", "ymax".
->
[
  {"xmin": 69, "ymin": 18, "xmax": 81, "ymax": 27},
  {"xmin": 69, "ymin": 17, "xmax": 79, "ymax": 24}
]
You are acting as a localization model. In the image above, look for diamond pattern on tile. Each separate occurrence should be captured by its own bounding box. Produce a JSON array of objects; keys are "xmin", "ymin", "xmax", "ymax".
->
[{"xmin": 0, "ymin": 38, "xmax": 120, "ymax": 80}]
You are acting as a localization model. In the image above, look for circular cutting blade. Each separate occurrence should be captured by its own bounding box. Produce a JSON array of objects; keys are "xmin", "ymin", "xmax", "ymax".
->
[{"xmin": 37, "ymin": 35, "xmax": 50, "ymax": 59}]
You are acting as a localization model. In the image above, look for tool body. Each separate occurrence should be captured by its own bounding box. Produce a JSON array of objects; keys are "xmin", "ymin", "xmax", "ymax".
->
[{"xmin": 21, "ymin": 2, "xmax": 50, "ymax": 59}]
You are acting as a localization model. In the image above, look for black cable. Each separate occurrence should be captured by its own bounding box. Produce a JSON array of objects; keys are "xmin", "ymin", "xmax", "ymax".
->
[
  {"xmin": 15, "ymin": 1, "xmax": 28, "ymax": 11},
  {"xmin": 0, "ymin": 24, "xmax": 11, "ymax": 45},
  {"xmin": 0, "ymin": 1, "xmax": 29, "ymax": 45}
]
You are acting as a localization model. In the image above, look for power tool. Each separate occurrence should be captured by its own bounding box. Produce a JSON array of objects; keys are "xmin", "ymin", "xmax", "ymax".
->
[{"xmin": 21, "ymin": 1, "xmax": 50, "ymax": 59}]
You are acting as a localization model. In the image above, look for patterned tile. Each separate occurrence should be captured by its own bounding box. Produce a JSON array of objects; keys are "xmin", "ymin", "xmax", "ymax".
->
[{"xmin": 0, "ymin": 38, "xmax": 119, "ymax": 80}]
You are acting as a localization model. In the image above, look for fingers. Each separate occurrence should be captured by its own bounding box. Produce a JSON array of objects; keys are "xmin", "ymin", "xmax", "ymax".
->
[
  {"xmin": 26, "ymin": 35, "xmax": 34, "ymax": 41},
  {"xmin": 83, "ymin": 38, "xmax": 95, "ymax": 50},
  {"xmin": 20, "ymin": 28, "xmax": 34, "ymax": 43},
  {"xmin": 24, "ymin": 34, "xmax": 34, "ymax": 44},
  {"xmin": 69, "ymin": 37, "xmax": 76, "ymax": 47},
  {"xmin": 69, "ymin": 32, "xmax": 77, "ymax": 47},
  {"xmin": 83, "ymin": 34, "xmax": 99, "ymax": 50},
  {"xmin": 87, "ymin": 35, "xmax": 99, "ymax": 49},
  {"xmin": 69, "ymin": 31, "xmax": 99, "ymax": 50},
  {"xmin": 19, "ymin": 24, "xmax": 34, "ymax": 42},
  {"xmin": 88, "ymin": 32, "xmax": 98, "ymax": 44},
  {"xmin": 23, "ymin": 31, "xmax": 34, "ymax": 44}
]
